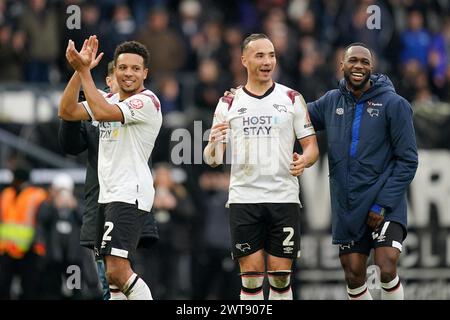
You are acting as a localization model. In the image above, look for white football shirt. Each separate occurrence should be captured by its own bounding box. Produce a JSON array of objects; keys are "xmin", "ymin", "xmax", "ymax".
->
[
  {"xmin": 82, "ymin": 89, "xmax": 162, "ymax": 212},
  {"xmin": 212, "ymin": 83, "xmax": 315, "ymax": 204}
]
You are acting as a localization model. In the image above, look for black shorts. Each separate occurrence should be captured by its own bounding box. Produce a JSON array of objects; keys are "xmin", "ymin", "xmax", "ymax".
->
[
  {"xmin": 229, "ymin": 203, "xmax": 301, "ymax": 260},
  {"xmin": 339, "ymin": 221, "xmax": 406, "ymax": 256},
  {"xmin": 95, "ymin": 201, "xmax": 148, "ymax": 260}
]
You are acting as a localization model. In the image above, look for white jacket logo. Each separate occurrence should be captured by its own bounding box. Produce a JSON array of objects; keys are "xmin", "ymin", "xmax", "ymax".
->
[
  {"xmin": 367, "ymin": 107, "xmax": 380, "ymax": 117},
  {"xmin": 367, "ymin": 101, "xmax": 382, "ymax": 117}
]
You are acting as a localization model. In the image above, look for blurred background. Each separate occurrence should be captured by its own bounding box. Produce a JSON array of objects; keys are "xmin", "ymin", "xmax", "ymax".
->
[{"xmin": 0, "ymin": 0, "xmax": 449, "ymax": 300}]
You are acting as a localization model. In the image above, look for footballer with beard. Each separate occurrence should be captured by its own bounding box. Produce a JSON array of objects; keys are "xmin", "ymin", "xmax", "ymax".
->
[{"xmin": 307, "ymin": 43, "xmax": 418, "ymax": 300}]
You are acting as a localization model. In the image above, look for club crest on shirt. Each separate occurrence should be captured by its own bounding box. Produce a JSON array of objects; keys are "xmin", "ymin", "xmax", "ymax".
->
[
  {"xmin": 128, "ymin": 98, "xmax": 144, "ymax": 109},
  {"xmin": 273, "ymin": 104, "xmax": 287, "ymax": 113},
  {"xmin": 336, "ymin": 107, "xmax": 344, "ymax": 115},
  {"xmin": 367, "ymin": 107, "xmax": 380, "ymax": 117}
]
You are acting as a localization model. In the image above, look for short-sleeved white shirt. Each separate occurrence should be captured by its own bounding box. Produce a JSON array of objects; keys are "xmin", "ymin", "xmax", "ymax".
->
[
  {"xmin": 212, "ymin": 83, "xmax": 315, "ymax": 204},
  {"xmin": 82, "ymin": 89, "xmax": 162, "ymax": 212}
]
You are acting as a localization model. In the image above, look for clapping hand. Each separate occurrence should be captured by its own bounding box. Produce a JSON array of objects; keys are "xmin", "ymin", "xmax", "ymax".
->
[{"xmin": 66, "ymin": 35, "xmax": 103, "ymax": 71}]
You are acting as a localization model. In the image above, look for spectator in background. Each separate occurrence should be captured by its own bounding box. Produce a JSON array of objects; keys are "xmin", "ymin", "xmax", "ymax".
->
[
  {"xmin": 192, "ymin": 169, "xmax": 240, "ymax": 299},
  {"xmin": 263, "ymin": 9, "xmax": 297, "ymax": 87},
  {"xmin": 194, "ymin": 20, "xmax": 229, "ymax": 69},
  {"xmin": 400, "ymin": 9, "xmax": 431, "ymax": 68},
  {"xmin": 194, "ymin": 58, "xmax": 229, "ymax": 124},
  {"xmin": 19, "ymin": 0, "xmax": 59, "ymax": 83},
  {"xmin": 0, "ymin": 0, "xmax": 7, "ymax": 26},
  {"xmin": 153, "ymin": 75, "xmax": 184, "ymax": 163},
  {"xmin": 397, "ymin": 59, "xmax": 422, "ymax": 101},
  {"xmin": 104, "ymin": 3, "xmax": 136, "ymax": 64},
  {"xmin": 427, "ymin": 20, "xmax": 449, "ymax": 97},
  {"xmin": 442, "ymin": 65, "xmax": 450, "ymax": 102},
  {"xmin": 411, "ymin": 70, "xmax": 439, "ymax": 105},
  {"xmin": 149, "ymin": 163, "xmax": 195, "ymax": 299},
  {"xmin": 0, "ymin": 166, "xmax": 48, "ymax": 299},
  {"xmin": 35, "ymin": 173, "xmax": 93, "ymax": 299},
  {"xmin": 296, "ymin": 36, "xmax": 327, "ymax": 101},
  {"xmin": 136, "ymin": 7, "xmax": 186, "ymax": 82},
  {"xmin": 291, "ymin": 9, "xmax": 319, "ymax": 39},
  {"xmin": 0, "ymin": 24, "xmax": 26, "ymax": 82},
  {"xmin": 158, "ymin": 75, "xmax": 183, "ymax": 115},
  {"xmin": 176, "ymin": 0, "xmax": 202, "ymax": 72},
  {"xmin": 322, "ymin": 46, "xmax": 345, "ymax": 91},
  {"xmin": 336, "ymin": 0, "xmax": 394, "ymax": 67}
]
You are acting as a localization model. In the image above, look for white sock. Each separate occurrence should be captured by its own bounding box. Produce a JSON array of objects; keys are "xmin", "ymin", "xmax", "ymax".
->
[
  {"xmin": 240, "ymin": 273, "xmax": 264, "ymax": 300},
  {"xmin": 381, "ymin": 275, "xmax": 404, "ymax": 300},
  {"xmin": 347, "ymin": 283, "xmax": 373, "ymax": 300},
  {"xmin": 122, "ymin": 273, "xmax": 153, "ymax": 300},
  {"xmin": 268, "ymin": 286, "xmax": 293, "ymax": 300},
  {"xmin": 109, "ymin": 285, "xmax": 127, "ymax": 300},
  {"xmin": 268, "ymin": 271, "xmax": 293, "ymax": 300}
]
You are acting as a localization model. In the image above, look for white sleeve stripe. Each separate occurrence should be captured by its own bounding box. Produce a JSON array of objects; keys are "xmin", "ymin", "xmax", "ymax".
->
[{"xmin": 296, "ymin": 132, "xmax": 316, "ymax": 140}]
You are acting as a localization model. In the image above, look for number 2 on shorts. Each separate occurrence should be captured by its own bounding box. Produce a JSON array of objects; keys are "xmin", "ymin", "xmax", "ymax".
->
[
  {"xmin": 283, "ymin": 227, "xmax": 294, "ymax": 246},
  {"xmin": 103, "ymin": 221, "xmax": 114, "ymax": 242}
]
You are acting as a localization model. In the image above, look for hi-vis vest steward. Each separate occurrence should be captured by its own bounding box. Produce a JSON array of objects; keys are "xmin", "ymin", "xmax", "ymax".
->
[{"xmin": 0, "ymin": 186, "xmax": 47, "ymax": 258}]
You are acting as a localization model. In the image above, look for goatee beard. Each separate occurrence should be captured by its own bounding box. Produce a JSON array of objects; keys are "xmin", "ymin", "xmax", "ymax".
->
[{"xmin": 344, "ymin": 72, "xmax": 371, "ymax": 91}]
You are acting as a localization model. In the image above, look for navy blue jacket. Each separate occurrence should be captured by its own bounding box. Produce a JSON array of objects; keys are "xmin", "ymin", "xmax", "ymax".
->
[{"xmin": 307, "ymin": 74, "xmax": 418, "ymax": 244}]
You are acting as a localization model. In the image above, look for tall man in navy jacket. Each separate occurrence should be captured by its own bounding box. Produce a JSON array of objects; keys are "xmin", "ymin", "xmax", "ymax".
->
[{"xmin": 307, "ymin": 43, "xmax": 418, "ymax": 300}]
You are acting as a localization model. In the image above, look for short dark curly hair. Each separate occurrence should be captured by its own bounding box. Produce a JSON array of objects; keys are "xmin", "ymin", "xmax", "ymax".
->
[
  {"xmin": 114, "ymin": 41, "xmax": 149, "ymax": 68},
  {"xmin": 344, "ymin": 42, "xmax": 374, "ymax": 61}
]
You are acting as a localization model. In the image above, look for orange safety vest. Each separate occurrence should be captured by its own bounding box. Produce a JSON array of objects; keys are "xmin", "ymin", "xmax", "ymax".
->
[{"xmin": 0, "ymin": 186, "xmax": 47, "ymax": 259}]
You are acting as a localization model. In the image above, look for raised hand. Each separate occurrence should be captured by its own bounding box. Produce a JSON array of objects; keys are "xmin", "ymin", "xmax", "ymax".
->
[
  {"xmin": 82, "ymin": 35, "xmax": 104, "ymax": 69},
  {"xmin": 66, "ymin": 35, "xmax": 103, "ymax": 71}
]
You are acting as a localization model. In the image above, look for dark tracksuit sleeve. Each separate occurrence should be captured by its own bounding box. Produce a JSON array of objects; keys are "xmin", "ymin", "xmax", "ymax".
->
[
  {"xmin": 58, "ymin": 120, "xmax": 88, "ymax": 155},
  {"xmin": 307, "ymin": 92, "xmax": 328, "ymax": 131},
  {"xmin": 374, "ymin": 98, "xmax": 419, "ymax": 212}
]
